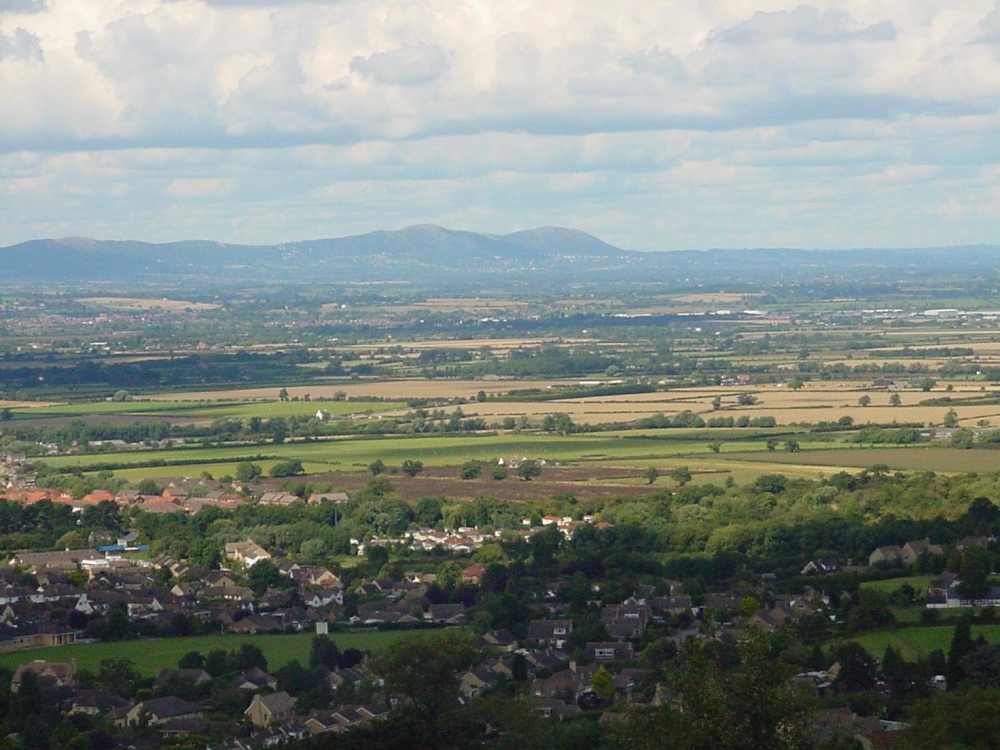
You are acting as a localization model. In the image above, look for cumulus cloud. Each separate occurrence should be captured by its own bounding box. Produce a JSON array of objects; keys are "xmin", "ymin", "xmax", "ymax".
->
[
  {"xmin": 976, "ymin": 4, "xmax": 1000, "ymax": 42},
  {"xmin": 0, "ymin": 0, "xmax": 998, "ymax": 250},
  {"xmin": 0, "ymin": 25, "xmax": 42, "ymax": 61},
  {"xmin": 349, "ymin": 43, "xmax": 448, "ymax": 85},
  {"xmin": 0, "ymin": 0, "xmax": 47, "ymax": 13},
  {"xmin": 710, "ymin": 6, "xmax": 897, "ymax": 45}
]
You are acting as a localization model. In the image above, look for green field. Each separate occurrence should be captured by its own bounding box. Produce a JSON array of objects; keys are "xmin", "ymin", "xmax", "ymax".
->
[
  {"xmin": 41, "ymin": 431, "xmax": 830, "ymax": 480},
  {"xmin": 22, "ymin": 425, "xmax": 868, "ymax": 483},
  {"xmin": 725, "ymin": 447, "xmax": 1000, "ymax": 474},
  {"xmin": 860, "ymin": 576, "xmax": 932, "ymax": 596},
  {"xmin": 851, "ymin": 624, "xmax": 1000, "ymax": 661},
  {"xmin": 0, "ymin": 630, "xmax": 423, "ymax": 676}
]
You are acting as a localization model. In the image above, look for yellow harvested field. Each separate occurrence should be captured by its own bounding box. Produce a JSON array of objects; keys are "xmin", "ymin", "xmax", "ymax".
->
[
  {"xmin": 0, "ymin": 399, "xmax": 59, "ymax": 408},
  {"xmin": 463, "ymin": 401, "xmax": 696, "ymax": 424},
  {"xmin": 146, "ymin": 380, "xmax": 1000, "ymax": 428},
  {"xmin": 77, "ymin": 297, "xmax": 221, "ymax": 311},
  {"xmin": 148, "ymin": 379, "xmax": 579, "ymax": 402}
]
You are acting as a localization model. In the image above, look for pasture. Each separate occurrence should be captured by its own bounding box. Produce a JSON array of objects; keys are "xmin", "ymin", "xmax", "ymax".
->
[
  {"xmin": 860, "ymin": 576, "xmax": 932, "ymax": 596},
  {"xmin": 0, "ymin": 630, "xmax": 425, "ymax": 676},
  {"xmin": 47, "ymin": 431, "xmax": 829, "ymax": 481},
  {"xmin": 724, "ymin": 447, "xmax": 1000, "ymax": 474},
  {"xmin": 851, "ymin": 624, "xmax": 1000, "ymax": 661}
]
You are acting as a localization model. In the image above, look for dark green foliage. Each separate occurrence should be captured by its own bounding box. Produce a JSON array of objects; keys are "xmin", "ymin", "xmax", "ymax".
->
[
  {"xmin": 269, "ymin": 459, "xmax": 305, "ymax": 477},
  {"xmin": 246, "ymin": 558, "xmax": 284, "ymax": 594},
  {"xmin": 459, "ymin": 461, "xmax": 483, "ymax": 480},
  {"xmin": 625, "ymin": 635, "xmax": 811, "ymax": 750},
  {"xmin": 948, "ymin": 613, "xmax": 975, "ymax": 687},
  {"xmin": 897, "ymin": 687, "xmax": 1000, "ymax": 749},
  {"xmin": 401, "ymin": 459, "xmax": 424, "ymax": 477},
  {"xmin": 515, "ymin": 459, "xmax": 541, "ymax": 481},
  {"xmin": 372, "ymin": 632, "xmax": 478, "ymax": 718},
  {"xmin": 831, "ymin": 642, "xmax": 878, "ymax": 693},
  {"xmin": 235, "ymin": 461, "xmax": 263, "ymax": 482},
  {"xmin": 310, "ymin": 635, "xmax": 341, "ymax": 670}
]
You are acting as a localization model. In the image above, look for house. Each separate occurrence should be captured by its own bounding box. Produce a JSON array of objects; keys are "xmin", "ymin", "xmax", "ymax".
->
[
  {"xmin": 8, "ymin": 549, "xmax": 103, "ymax": 569},
  {"xmin": 585, "ymin": 642, "xmax": 634, "ymax": 663},
  {"xmin": 801, "ymin": 559, "xmax": 842, "ymax": 575},
  {"xmin": 11, "ymin": 660, "xmax": 76, "ymax": 691},
  {"xmin": 651, "ymin": 595, "xmax": 693, "ymax": 615},
  {"xmin": 868, "ymin": 546, "xmax": 904, "ymax": 567},
  {"xmin": 528, "ymin": 619, "xmax": 572, "ymax": 648},
  {"xmin": 480, "ymin": 629, "xmax": 519, "ymax": 652},
  {"xmin": 427, "ymin": 603, "xmax": 467, "ymax": 624},
  {"xmin": 870, "ymin": 539, "xmax": 943, "ymax": 568},
  {"xmin": 900, "ymin": 539, "xmax": 943, "ymax": 565},
  {"xmin": 531, "ymin": 669, "xmax": 582, "ymax": 701},
  {"xmin": 0, "ymin": 623, "xmax": 81, "ymax": 653},
  {"xmin": 67, "ymin": 689, "xmax": 129, "ymax": 718},
  {"xmin": 225, "ymin": 540, "xmax": 271, "ymax": 567},
  {"xmin": 956, "ymin": 535, "xmax": 991, "ymax": 550},
  {"xmin": 462, "ymin": 564, "xmax": 486, "ymax": 585},
  {"xmin": 153, "ymin": 668, "xmax": 211, "ymax": 690},
  {"xmin": 459, "ymin": 666, "xmax": 500, "ymax": 698},
  {"xmin": 246, "ymin": 691, "xmax": 297, "ymax": 727},
  {"xmin": 304, "ymin": 708, "xmax": 341, "ymax": 734},
  {"xmin": 233, "ymin": 666, "xmax": 278, "ymax": 691},
  {"xmin": 533, "ymin": 697, "xmax": 581, "ymax": 719}
]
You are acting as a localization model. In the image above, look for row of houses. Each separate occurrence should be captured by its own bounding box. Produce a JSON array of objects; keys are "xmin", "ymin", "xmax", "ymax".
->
[
  {"xmin": 10, "ymin": 657, "xmax": 388, "ymax": 748},
  {"xmin": 367, "ymin": 516, "xmax": 615, "ymax": 556}
]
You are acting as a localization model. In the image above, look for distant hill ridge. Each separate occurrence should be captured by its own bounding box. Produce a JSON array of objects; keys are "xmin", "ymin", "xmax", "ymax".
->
[{"xmin": 1, "ymin": 225, "xmax": 998, "ymax": 285}]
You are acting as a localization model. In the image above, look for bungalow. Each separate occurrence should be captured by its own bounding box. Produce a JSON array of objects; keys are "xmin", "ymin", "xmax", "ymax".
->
[
  {"xmin": 258, "ymin": 492, "xmax": 299, "ymax": 506},
  {"xmin": 308, "ymin": 492, "xmax": 349, "ymax": 505},
  {"xmin": 125, "ymin": 696, "xmax": 202, "ymax": 726},
  {"xmin": 427, "ymin": 603, "xmax": 467, "ymax": 625}
]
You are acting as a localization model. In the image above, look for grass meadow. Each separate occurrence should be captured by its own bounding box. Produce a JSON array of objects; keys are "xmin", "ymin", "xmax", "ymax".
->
[
  {"xmin": 12, "ymin": 400, "xmax": 404, "ymax": 420},
  {"xmin": 851, "ymin": 624, "xmax": 1000, "ymax": 661},
  {"xmin": 0, "ymin": 629, "xmax": 426, "ymax": 676}
]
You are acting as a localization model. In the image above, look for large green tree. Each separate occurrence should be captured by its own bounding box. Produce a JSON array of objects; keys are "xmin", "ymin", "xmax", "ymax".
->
[{"xmin": 625, "ymin": 635, "xmax": 812, "ymax": 750}]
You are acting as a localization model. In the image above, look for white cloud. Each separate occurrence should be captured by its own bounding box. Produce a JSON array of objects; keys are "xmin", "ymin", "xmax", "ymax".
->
[
  {"xmin": 166, "ymin": 177, "xmax": 231, "ymax": 197},
  {"xmin": 349, "ymin": 43, "xmax": 448, "ymax": 85},
  {"xmin": 0, "ymin": 0, "xmax": 48, "ymax": 13},
  {"xmin": 0, "ymin": 0, "xmax": 998, "ymax": 249},
  {"xmin": 0, "ymin": 25, "xmax": 42, "ymax": 60}
]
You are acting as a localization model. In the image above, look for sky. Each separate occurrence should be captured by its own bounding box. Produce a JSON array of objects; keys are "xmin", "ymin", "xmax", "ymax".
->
[{"xmin": 1, "ymin": 0, "xmax": 999, "ymax": 251}]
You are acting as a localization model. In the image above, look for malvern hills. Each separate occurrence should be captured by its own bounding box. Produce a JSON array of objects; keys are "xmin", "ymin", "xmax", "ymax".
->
[{"xmin": 2, "ymin": 224, "xmax": 998, "ymax": 286}]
